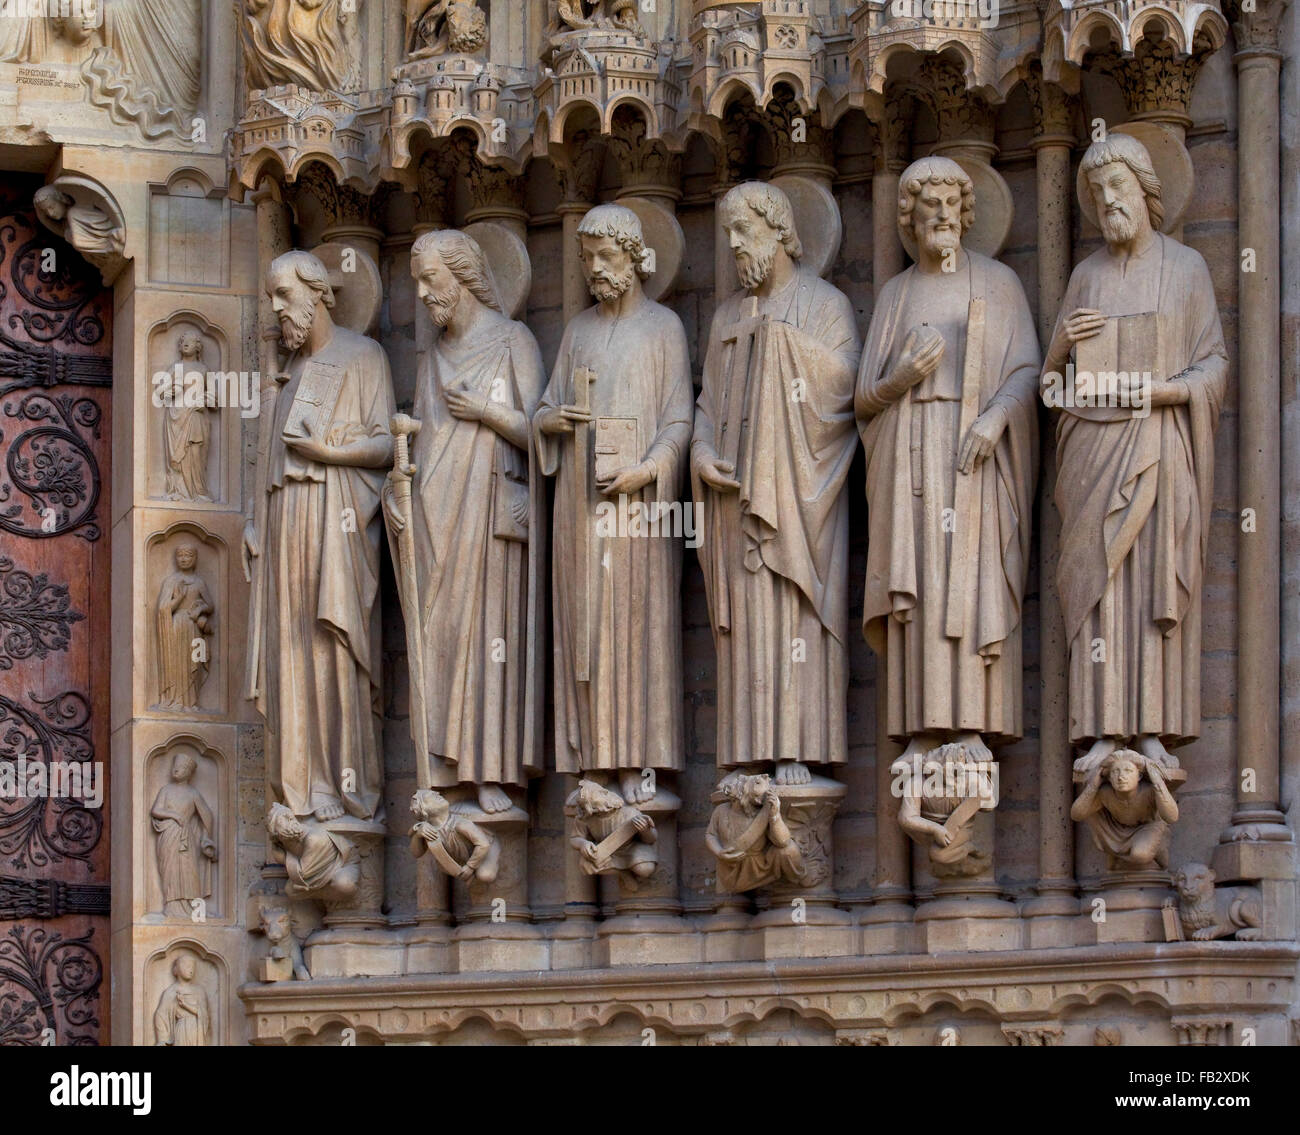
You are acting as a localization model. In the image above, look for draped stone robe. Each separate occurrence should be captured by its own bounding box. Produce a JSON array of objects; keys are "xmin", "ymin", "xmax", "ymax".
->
[
  {"xmin": 156, "ymin": 568, "xmax": 212, "ymax": 708},
  {"xmin": 536, "ymin": 293, "xmax": 693, "ymax": 773},
  {"xmin": 856, "ymin": 252, "xmax": 1039, "ymax": 743},
  {"xmin": 151, "ymin": 780, "xmax": 215, "ymax": 916},
  {"xmin": 1050, "ymin": 233, "xmax": 1227, "ymax": 746},
  {"xmin": 693, "ymin": 267, "xmax": 861, "ymax": 769},
  {"xmin": 409, "ymin": 316, "xmax": 546, "ymax": 788},
  {"xmin": 249, "ymin": 326, "xmax": 394, "ymax": 821}
]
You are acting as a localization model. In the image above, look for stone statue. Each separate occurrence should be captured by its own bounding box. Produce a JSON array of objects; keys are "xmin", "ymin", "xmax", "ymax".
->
[
  {"xmin": 162, "ymin": 330, "xmax": 214, "ymax": 502},
  {"xmin": 856, "ymin": 156, "xmax": 1039, "ymax": 770},
  {"xmin": 258, "ymin": 906, "xmax": 310, "ymax": 980},
  {"xmin": 567, "ymin": 779, "xmax": 657, "ymax": 884},
  {"xmin": 240, "ymin": 0, "xmax": 361, "ymax": 93},
  {"xmin": 892, "ymin": 743, "xmax": 997, "ymax": 878},
  {"xmin": 152, "ymin": 952, "xmax": 211, "ymax": 1046},
  {"xmin": 535, "ymin": 203, "xmax": 692, "ymax": 805},
  {"xmin": 0, "ymin": 0, "xmax": 100, "ymax": 63},
  {"xmin": 692, "ymin": 181, "xmax": 861, "ymax": 784},
  {"xmin": 383, "ymin": 229, "xmax": 544, "ymax": 814},
  {"xmin": 407, "ymin": 0, "xmax": 487, "ymax": 57},
  {"xmin": 1170, "ymin": 863, "xmax": 1263, "ymax": 941},
  {"xmin": 267, "ymin": 803, "xmax": 361, "ymax": 901},
  {"xmin": 551, "ymin": 0, "xmax": 641, "ymax": 35},
  {"xmin": 243, "ymin": 249, "xmax": 394, "ymax": 823},
  {"xmin": 1042, "ymin": 132, "xmax": 1228, "ymax": 776},
  {"xmin": 82, "ymin": 0, "xmax": 202, "ymax": 137},
  {"xmin": 705, "ymin": 772, "xmax": 804, "ymax": 893},
  {"xmin": 33, "ymin": 186, "xmax": 124, "ymax": 259},
  {"xmin": 409, "ymin": 788, "xmax": 500, "ymax": 884},
  {"xmin": 150, "ymin": 749, "xmax": 217, "ymax": 918},
  {"xmin": 1070, "ymin": 749, "xmax": 1178, "ymax": 871},
  {"xmin": 155, "ymin": 545, "xmax": 213, "ymax": 710}
]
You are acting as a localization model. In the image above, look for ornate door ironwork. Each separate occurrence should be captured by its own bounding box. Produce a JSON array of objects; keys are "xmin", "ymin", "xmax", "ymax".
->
[{"xmin": 0, "ymin": 176, "xmax": 111, "ymax": 1046}]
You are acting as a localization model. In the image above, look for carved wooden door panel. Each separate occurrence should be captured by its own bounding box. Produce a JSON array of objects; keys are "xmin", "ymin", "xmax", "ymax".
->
[{"xmin": 0, "ymin": 175, "xmax": 111, "ymax": 1045}]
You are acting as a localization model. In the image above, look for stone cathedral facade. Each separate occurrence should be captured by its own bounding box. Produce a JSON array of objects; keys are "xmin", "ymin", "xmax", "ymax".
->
[{"xmin": 0, "ymin": 0, "xmax": 1295, "ymax": 1047}]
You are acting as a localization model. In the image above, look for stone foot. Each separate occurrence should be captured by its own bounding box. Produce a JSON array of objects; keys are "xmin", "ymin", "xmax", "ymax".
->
[
  {"xmin": 620, "ymin": 768, "xmax": 656, "ymax": 804},
  {"xmin": 476, "ymin": 782, "xmax": 513, "ymax": 813},
  {"xmin": 314, "ymin": 800, "xmax": 345, "ymax": 821},
  {"xmin": 774, "ymin": 759, "xmax": 812, "ymax": 786},
  {"xmin": 1073, "ymin": 737, "xmax": 1117, "ymax": 779},
  {"xmin": 1137, "ymin": 734, "xmax": 1179, "ymax": 771}
]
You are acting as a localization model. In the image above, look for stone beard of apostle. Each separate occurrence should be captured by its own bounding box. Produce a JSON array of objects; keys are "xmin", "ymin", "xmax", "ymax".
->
[
  {"xmin": 1043, "ymin": 133, "xmax": 1227, "ymax": 775},
  {"xmin": 153, "ymin": 953, "xmax": 210, "ymax": 1046},
  {"xmin": 384, "ymin": 228, "xmax": 545, "ymax": 814},
  {"xmin": 242, "ymin": 250, "xmax": 395, "ymax": 822},
  {"xmin": 156, "ymin": 543, "xmax": 213, "ymax": 709},
  {"xmin": 150, "ymin": 749, "xmax": 217, "ymax": 918},
  {"xmin": 855, "ymin": 157, "xmax": 1040, "ymax": 767},
  {"xmin": 691, "ymin": 181, "xmax": 861, "ymax": 785},
  {"xmin": 534, "ymin": 203, "xmax": 693, "ymax": 805},
  {"xmin": 164, "ymin": 330, "xmax": 213, "ymax": 502}
]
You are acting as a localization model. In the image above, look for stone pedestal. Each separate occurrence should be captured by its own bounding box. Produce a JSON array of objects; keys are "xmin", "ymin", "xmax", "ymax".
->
[{"xmin": 1085, "ymin": 869, "xmax": 1171, "ymax": 944}]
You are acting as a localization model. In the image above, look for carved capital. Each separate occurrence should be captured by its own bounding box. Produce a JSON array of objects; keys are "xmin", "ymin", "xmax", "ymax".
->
[
  {"xmin": 1090, "ymin": 30, "xmax": 1217, "ymax": 120},
  {"xmin": 608, "ymin": 107, "xmax": 681, "ymax": 195},
  {"xmin": 1171, "ymin": 1017, "xmax": 1233, "ymax": 1046},
  {"xmin": 762, "ymin": 88, "xmax": 833, "ymax": 177},
  {"xmin": 463, "ymin": 151, "xmax": 526, "ymax": 215},
  {"xmin": 1027, "ymin": 66, "xmax": 1077, "ymax": 140},
  {"xmin": 909, "ymin": 56, "xmax": 995, "ymax": 150},
  {"xmin": 1226, "ymin": 0, "xmax": 1288, "ymax": 52},
  {"xmin": 294, "ymin": 162, "xmax": 379, "ymax": 229},
  {"xmin": 415, "ymin": 148, "xmax": 455, "ymax": 228},
  {"xmin": 554, "ymin": 131, "xmax": 607, "ymax": 204}
]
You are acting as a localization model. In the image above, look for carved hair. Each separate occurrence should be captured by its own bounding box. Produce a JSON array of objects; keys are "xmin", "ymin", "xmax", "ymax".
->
[
  {"xmin": 171, "ymin": 747, "xmax": 197, "ymax": 776},
  {"xmin": 410, "ymin": 228, "xmax": 504, "ymax": 311},
  {"xmin": 1099, "ymin": 748, "xmax": 1144, "ymax": 781},
  {"xmin": 177, "ymin": 329, "xmax": 204, "ymax": 356},
  {"xmin": 1079, "ymin": 132, "xmax": 1164, "ymax": 232},
  {"xmin": 267, "ymin": 801, "xmax": 300, "ymax": 838},
  {"xmin": 269, "ymin": 250, "xmax": 336, "ymax": 309},
  {"xmin": 575, "ymin": 778, "xmax": 625, "ymax": 816},
  {"xmin": 34, "ymin": 185, "xmax": 74, "ymax": 214},
  {"xmin": 718, "ymin": 181, "xmax": 803, "ymax": 259},
  {"xmin": 576, "ymin": 203, "xmax": 654, "ymax": 280},
  {"xmin": 897, "ymin": 156, "xmax": 975, "ymax": 247}
]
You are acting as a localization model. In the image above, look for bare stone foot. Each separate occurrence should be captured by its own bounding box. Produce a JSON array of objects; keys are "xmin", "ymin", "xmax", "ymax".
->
[
  {"xmin": 1073, "ymin": 737, "xmax": 1117, "ymax": 778},
  {"xmin": 774, "ymin": 760, "xmax": 811, "ymax": 786},
  {"xmin": 477, "ymin": 783, "xmax": 513, "ymax": 813},
  {"xmin": 620, "ymin": 768, "xmax": 655, "ymax": 804},
  {"xmin": 1137, "ymin": 734, "xmax": 1179, "ymax": 771},
  {"xmin": 954, "ymin": 731, "xmax": 992, "ymax": 764},
  {"xmin": 314, "ymin": 800, "xmax": 345, "ymax": 821}
]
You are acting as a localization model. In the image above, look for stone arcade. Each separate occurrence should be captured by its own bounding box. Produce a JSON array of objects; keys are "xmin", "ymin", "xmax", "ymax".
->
[{"xmin": 0, "ymin": 0, "xmax": 1296, "ymax": 1046}]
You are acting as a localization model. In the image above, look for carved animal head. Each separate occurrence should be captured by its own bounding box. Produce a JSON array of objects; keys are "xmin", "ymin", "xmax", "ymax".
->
[
  {"xmin": 1174, "ymin": 863, "xmax": 1216, "ymax": 903},
  {"xmin": 259, "ymin": 907, "xmax": 293, "ymax": 943},
  {"xmin": 574, "ymin": 779, "xmax": 623, "ymax": 817}
]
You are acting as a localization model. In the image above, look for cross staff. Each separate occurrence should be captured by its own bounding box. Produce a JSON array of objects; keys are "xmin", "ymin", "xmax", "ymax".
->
[{"xmin": 573, "ymin": 365, "xmax": 596, "ymax": 681}]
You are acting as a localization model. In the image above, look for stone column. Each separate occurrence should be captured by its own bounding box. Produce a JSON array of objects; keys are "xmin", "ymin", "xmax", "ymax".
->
[
  {"xmin": 554, "ymin": 132, "xmax": 606, "ymax": 323},
  {"xmin": 1214, "ymin": 1, "xmax": 1295, "ymax": 929},
  {"xmin": 1024, "ymin": 74, "xmax": 1081, "ymax": 941}
]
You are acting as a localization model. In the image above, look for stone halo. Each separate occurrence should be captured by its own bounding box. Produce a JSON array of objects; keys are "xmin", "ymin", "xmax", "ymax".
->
[
  {"xmin": 463, "ymin": 220, "xmax": 532, "ymax": 318},
  {"xmin": 1076, "ymin": 120, "xmax": 1194, "ymax": 235},
  {"xmin": 309, "ymin": 241, "xmax": 382, "ymax": 335},
  {"xmin": 617, "ymin": 195, "xmax": 685, "ymax": 302}
]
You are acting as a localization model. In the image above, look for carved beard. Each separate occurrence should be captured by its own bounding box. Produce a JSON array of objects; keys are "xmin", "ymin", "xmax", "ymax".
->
[
  {"xmin": 735, "ymin": 242, "xmax": 776, "ymax": 290},
  {"xmin": 588, "ymin": 264, "xmax": 636, "ymax": 303},
  {"xmin": 1100, "ymin": 203, "xmax": 1140, "ymax": 245},
  {"xmin": 423, "ymin": 282, "xmax": 461, "ymax": 326},
  {"xmin": 278, "ymin": 303, "xmax": 315, "ymax": 350},
  {"xmin": 918, "ymin": 221, "xmax": 961, "ymax": 258}
]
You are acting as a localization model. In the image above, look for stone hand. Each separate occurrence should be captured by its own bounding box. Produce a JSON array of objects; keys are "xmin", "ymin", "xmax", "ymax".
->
[
  {"xmin": 444, "ymin": 382, "xmax": 487, "ymax": 421},
  {"xmin": 632, "ymin": 812, "xmax": 652, "ymax": 833},
  {"xmin": 697, "ymin": 454, "xmax": 740, "ymax": 492},
  {"xmin": 241, "ymin": 520, "xmax": 260, "ymax": 583},
  {"xmin": 282, "ymin": 418, "xmax": 334, "ymax": 463},
  {"xmin": 891, "ymin": 326, "xmax": 945, "ymax": 390},
  {"xmin": 957, "ymin": 404, "xmax": 1007, "ymax": 474},
  {"xmin": 598, "ymin": 460, "xmax": 655, "ymax": 496},
  {"xmin": 1048, "ymin": 307, "xmax": 1106, "ymax": 365},
  {"xmin": 382, "ymin": 473, "xmax": 407, "ymax": 533}
]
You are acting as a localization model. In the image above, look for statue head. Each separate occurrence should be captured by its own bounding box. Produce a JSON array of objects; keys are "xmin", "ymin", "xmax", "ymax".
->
[
  {"xmin": 175, "ymin": 543, "xmax": 198, "ymax": 572},
  {"xmin": 1173, "ymin": 862, "xmax": 1215, "ymax": 902},
  {"xmin": 410, "ymin": 228, "xmax": 502, "ymax": 327},
  {"xmin": 172, "ymin": 952, "xmax": 197, "ymax": 982},
  {"xmin": 574, "ymin": 778, "xmax": 624, "ymax": 817},
  {"xmin": 897, "ymin": 156, "xmax": 974, "ymax": 261},
  {"xmin": 34, "ymin": 185, "xmax": 73, "ymax": 223},
  {"xmin": 1079, "ymin": 132, "xmax": 1163, "ymax": 244},
  {"xmin": 177, "ymin": 329, "xmax": 204, "ymax": 361},
  {"xmin": 716, "ymin": 771, "xmax": 771, "ymax": 813},
  {"xmin": 410, "ymin": 788, "xmax": 451, "ymax": 826},
  {"xmin": 1101, "ymin": 749, "xmax": 1143, "ymax": 794},
  {"xmin": 718, "ymin": 181, "xmax": 802, "ymax": 290},
  {"xmin": 266, "ymin": 250, "xmax": 335, "ymax": 351},
  {"xmin": 577, "ymin": 203, "xmax": 652, "ymax": 304},
  {"xmin": 267, "ymin": 802, "xmax": 305, "ymax": 842},
  {"xmin": 170, "ymin": 749, "xmax": 197, "ymax": 782}
]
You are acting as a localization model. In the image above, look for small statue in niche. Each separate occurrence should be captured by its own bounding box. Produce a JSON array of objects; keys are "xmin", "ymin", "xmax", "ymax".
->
[
  {"xmin": 150, "ymin": 748, "xmax": 218, "ymax": 919},
  {"xmin": 155, "ymin": 544, "xmax": 214, "ymax": 711},
  {"xmin": 893, "ymin": 742, "xmax": 997, "ymax": 878},
  {"xmin": 552, "ymin": 0, "xmax": 642, "ymax": 35},
  {"xmin": 152, "ymin": 951, "xmax": 211, "ymax": 1046},
  {"xmin": 1071, "ymin": 748, "xmax": 1178, "ymax": 871},
  {"xmin": 568, "ymin": 779, "xmax": 657, "ymax": 885},
  {"xmin": 408, "ymin": 788, "xmax": 500, "ymax": 884},
  {"xmin": 705, "ymin": 772, "xmax": 805, "ymax": 893},
  {"xmin": 407, "ymin": 0, "xmax": 487, "ymax": 57},
  {"xmin": 258, "ymin": 906, "xmax": 311, "ymax": 981},
  {"xmin": 1170, "ymin": 863, "xmax": 1263, "ymax": 941},
  {"xmin": 162, "ymin": 329, "xmax": 215, "ymax": 503},
  {"xmin": 267, "ymin": 803, "xmax": 361, "ymax": 901}
]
